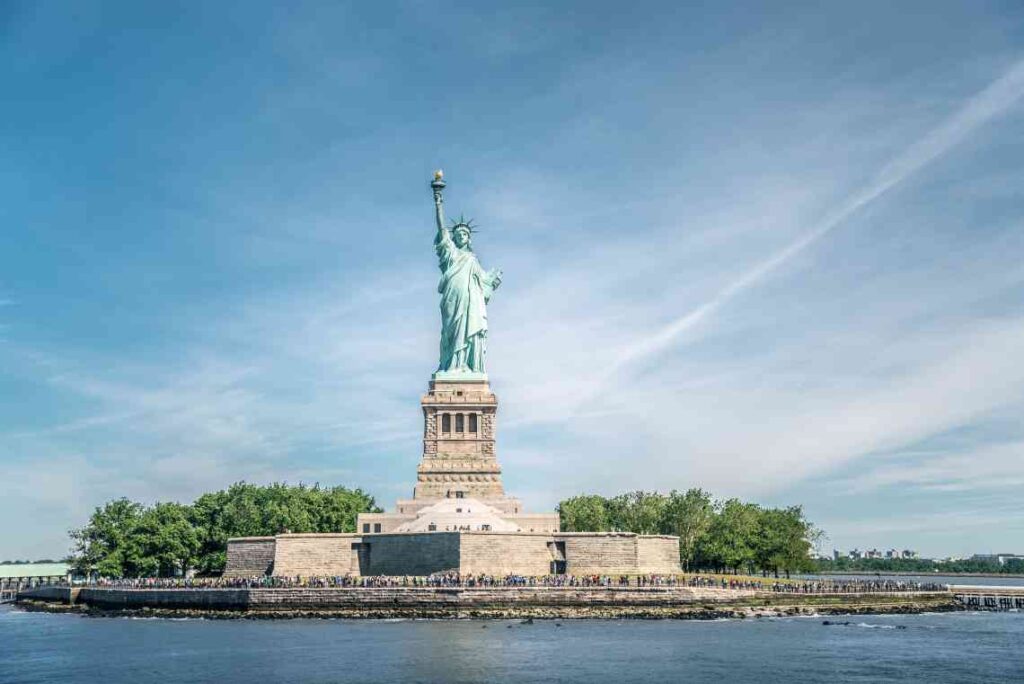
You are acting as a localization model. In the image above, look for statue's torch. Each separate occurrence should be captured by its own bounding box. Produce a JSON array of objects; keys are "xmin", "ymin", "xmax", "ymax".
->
[
  {"xmin": 431, "ymin": 170, "xmax": 446, "ymax": 228},
  {"xmin": 431, "ymin": 169, "xmax": 446, "ymax": 199}
]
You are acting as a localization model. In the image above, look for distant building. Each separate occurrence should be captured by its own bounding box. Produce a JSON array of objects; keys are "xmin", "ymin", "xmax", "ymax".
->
[
  {"xmin": 971, "ymin": 553, "xmax": 1024, "ymax": 565},
  {"xmin": 0, "ymin": 563, "xmax": 71, "ymax": 596},
  {"xmin": 0, "ymin": 562, "xmax": 70, "ymax": 581},
  {"xmin": 832, "ymin": 547, "xmax": 918, "ymax": 561}
]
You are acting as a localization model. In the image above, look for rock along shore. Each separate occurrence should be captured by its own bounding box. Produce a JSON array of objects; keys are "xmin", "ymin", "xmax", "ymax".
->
[{"xmin": 16, "ymin": 586, "xmax": 959, "ymax": 620}]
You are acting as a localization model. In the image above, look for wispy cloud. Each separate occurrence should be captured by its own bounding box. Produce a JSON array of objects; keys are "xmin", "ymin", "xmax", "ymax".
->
[
  {"xmin": 604, "ymin": 56, "xmax": 1024, "ymax": 379},
  {"xmin": 841, "ymin": 440, "xmax": 1024, "ymax": 494}
]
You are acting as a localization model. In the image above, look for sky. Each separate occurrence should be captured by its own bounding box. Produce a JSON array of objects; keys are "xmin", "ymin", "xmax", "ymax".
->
[{"xmin": 2, "ymin": 1, "xmax": 1024, "ymax": 560}]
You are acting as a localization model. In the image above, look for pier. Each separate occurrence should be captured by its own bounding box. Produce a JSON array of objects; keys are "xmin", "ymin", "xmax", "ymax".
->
[
  {"xmin": 1, "ymin": 563, "xmax": 70, "ymax": 604},
  {"xmin": 949, "ymin": 585, "xmax": 1024, "ymax": 610},
  {"xmin": 2, "ymin": 577, "xmax": 65, "ymax": 604}
]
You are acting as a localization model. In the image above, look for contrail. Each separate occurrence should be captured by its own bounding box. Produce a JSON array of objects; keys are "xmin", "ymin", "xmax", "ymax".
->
[{"xmin": 608, "ymin": 58, "xmax": 1024, "ymax": 375}]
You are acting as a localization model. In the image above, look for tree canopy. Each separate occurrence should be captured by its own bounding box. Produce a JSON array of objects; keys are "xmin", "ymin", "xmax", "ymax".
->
[
  {"xmin": 70, "ymin": 482, "xmax": 380, "ymax": 577},
  {"xmin": 559, "ymin": 489, "xmax": 818, "ymax": 576}
]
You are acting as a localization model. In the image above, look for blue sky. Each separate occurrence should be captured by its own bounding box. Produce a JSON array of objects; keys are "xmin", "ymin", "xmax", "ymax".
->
[{"xmin": 2, "ymin": 1, "xmax": 1024, "ymax": 560}]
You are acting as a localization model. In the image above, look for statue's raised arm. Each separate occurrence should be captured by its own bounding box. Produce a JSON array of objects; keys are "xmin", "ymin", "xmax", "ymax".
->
[{"xmin": 429, "ymin": 170, "xmax": 500, "ymax": 377}]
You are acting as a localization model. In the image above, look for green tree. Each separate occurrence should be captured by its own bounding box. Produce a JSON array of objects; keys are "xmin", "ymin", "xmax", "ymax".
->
[
  {"xmin": 660, "ymin": 489, "xmax": 714, "ymax": 570},
  {"xmin": 753, "ymin": 507, "xmax": 793, "ymax": 577},
  {"xmin": 557, "ymin": 495, "xmax": 610, "ymax": 532},
  {"xmin": 749, "ymin": 505, "xmax": 816, "ymax": 577},
  {"xmin": 607, "ymin": 491, "xmax": 667, "ymax": 534},
  {"xmin": 1004, "ymin": 558, "xmax": 1024, "ymax": 574},
  {"xmin": 190, "ymin": 488, "xmax": 231, "ymax": 575},
  {"xmin": 70, "ymin": 482, "xmax": 382, "ymax": 577},
  {"xmin": 135, "ymin": 502, "xmax": 200, "ymax": 577},
  {"xmin": 69, "ymin": 498, "xmax": 145, "ymax": 577},
  {"xmin": 698, "ymin": 499, "xmax": 761, "ymax": 573}
]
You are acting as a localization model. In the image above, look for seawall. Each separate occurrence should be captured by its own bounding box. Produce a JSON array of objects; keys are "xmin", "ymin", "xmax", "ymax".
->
[{"xmin": 16, "ymin": 586, "xmax": 958, "ymax": 619}]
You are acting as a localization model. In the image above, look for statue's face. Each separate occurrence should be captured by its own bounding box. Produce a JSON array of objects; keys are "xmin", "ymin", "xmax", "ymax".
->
[{"xmin": 453, "ymin": 228, "xmax": 470, "ymax": 248}]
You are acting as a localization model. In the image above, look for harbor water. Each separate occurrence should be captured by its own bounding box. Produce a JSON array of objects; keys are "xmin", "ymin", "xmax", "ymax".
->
[{"xmin": 1, "ymin": 604, "xmax": 1022, "ymax": 683}]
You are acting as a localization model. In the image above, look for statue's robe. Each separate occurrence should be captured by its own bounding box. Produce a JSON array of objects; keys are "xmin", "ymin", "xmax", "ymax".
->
[{"xmin": 435, "ymin": 230, "xmax": 496, "ymax": 373}]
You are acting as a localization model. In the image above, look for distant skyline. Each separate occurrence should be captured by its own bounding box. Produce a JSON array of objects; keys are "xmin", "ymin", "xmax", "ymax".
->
[{"xmin": 3, "ymin": 1, "xmax": 1024, "ymax": 559}]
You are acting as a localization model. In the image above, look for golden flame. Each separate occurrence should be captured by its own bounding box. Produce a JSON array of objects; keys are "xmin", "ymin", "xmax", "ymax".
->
[{"xmin": 434, "ymin": 169, "xmax": 444, "ymax": 180}]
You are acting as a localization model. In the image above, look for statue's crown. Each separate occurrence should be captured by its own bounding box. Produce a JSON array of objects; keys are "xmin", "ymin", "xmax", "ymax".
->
[{"xmin": 450, "ymin": 214, "xmax": 478, "ymax": 233}]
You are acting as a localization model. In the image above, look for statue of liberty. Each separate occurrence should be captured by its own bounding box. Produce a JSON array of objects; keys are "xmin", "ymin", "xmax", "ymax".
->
[{"xmin": 430, "ymin": 170, "xmax": 502, "ymax": 376}]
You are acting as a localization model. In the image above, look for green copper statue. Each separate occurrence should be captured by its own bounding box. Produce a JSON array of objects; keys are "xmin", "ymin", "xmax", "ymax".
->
[{"xmin": 431, "ymin": 170, "xmax": 502, "ymax": 377}]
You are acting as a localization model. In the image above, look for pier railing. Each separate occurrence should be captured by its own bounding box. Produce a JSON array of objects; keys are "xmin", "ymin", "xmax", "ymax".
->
[{"xmin": 949, "ymin": 585, "xmax": 1024, "ymax": 611}]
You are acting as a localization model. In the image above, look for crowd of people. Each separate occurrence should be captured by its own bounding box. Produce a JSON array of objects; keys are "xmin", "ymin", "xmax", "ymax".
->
[
  {"xmin": 80, "ymin": 573, "xmax": 948, "ymax": 594},
  {"xmin": 769, "ymin": 579, "xmax": 947, "ymax": 594}
]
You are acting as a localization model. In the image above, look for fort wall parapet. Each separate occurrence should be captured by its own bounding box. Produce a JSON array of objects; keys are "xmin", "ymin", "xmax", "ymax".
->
[
  {"xmin": 222, "ymin": 531, "xmax": 681, "ymax": 577},
  {"xmin": 223, "ymin": 537, "xmax": 276, "ymax": 577}
]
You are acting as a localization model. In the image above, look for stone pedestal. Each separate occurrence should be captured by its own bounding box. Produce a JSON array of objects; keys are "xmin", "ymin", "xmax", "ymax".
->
[
  {"xmin": 415, "ymin": 377, "xmax": 506, "ymax": 501},
  {"xmin": 356, "ymin": 375, "xmax": 558, "ymax": 535}
]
